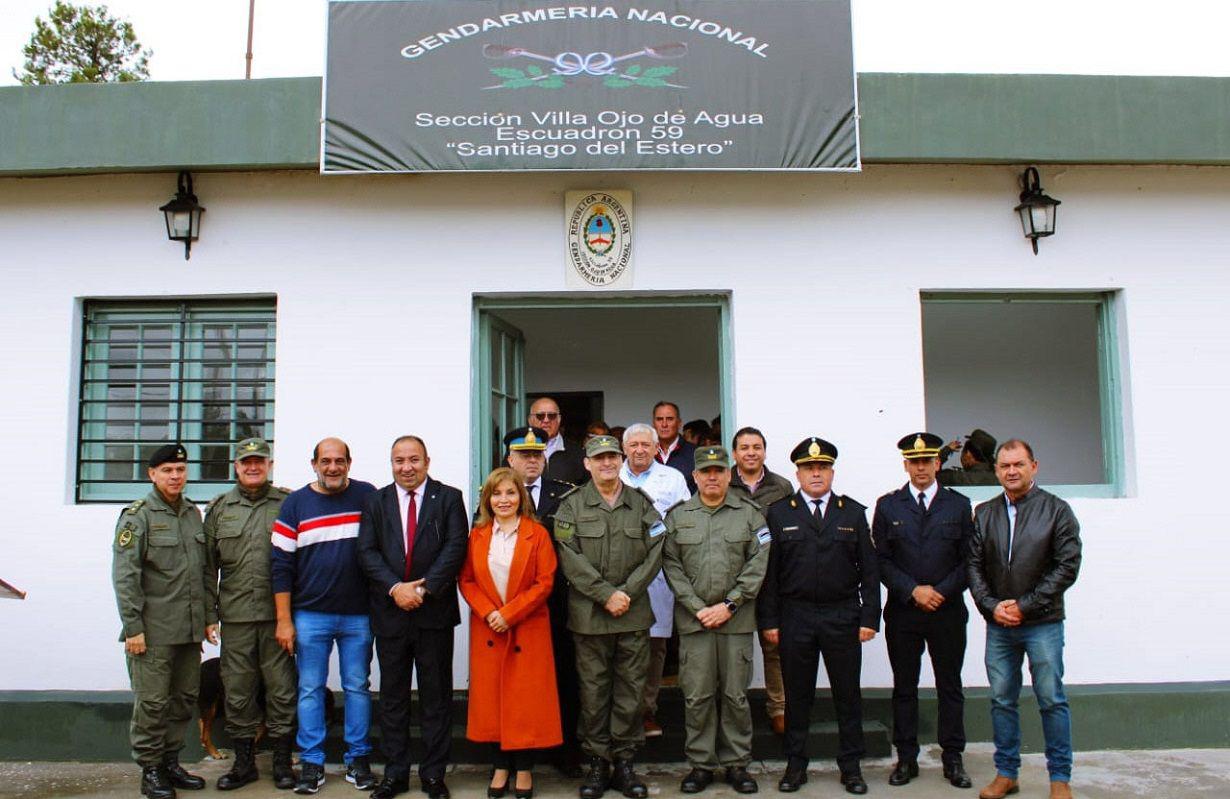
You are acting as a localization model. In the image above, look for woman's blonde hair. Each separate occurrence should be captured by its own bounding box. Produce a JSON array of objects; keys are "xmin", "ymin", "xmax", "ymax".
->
[{"xmin": 475, "ymin": 467, "xmax": 535, "ymax": 527}]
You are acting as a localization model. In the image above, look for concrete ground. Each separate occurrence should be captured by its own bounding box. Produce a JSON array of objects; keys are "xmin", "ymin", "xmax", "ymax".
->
[{"xmin": 2, "ymin": 746, "xmax": 1228, "ymax": 799}]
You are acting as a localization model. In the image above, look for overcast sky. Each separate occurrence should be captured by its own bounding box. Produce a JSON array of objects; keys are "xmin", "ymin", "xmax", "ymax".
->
[{"xmin": 2, "ymin": 0, "xmax": 1228, "ymax": 86}]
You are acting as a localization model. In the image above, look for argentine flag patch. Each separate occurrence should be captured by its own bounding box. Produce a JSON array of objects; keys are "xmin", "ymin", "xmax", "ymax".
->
[
  {"xmin": 649, "ymin": 521, "xmax": 666, "ymax": 538},
  {"xmin": 755, "ymin": 526, "xmax": 771, "ymax": 546}
]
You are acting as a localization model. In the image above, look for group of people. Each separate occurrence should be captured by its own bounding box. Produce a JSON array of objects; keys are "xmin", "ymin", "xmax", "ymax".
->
[{"xmin": 112, "ymin": 397, "xmax": 1082, "ymax": 799}]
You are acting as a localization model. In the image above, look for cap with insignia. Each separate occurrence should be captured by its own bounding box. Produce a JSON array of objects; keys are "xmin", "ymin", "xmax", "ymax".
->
[
  {"xmin": 790, "ymin": 437, "xmax": 837, "ymax": 465},
  {"xmin": 148, "ymin": 443, "xmax": 188, "ymax": 468},
  {"xmin": 584, "ymin": 435, "xmax": 622, "ymax": 458},
  {"xmin": 504, "ymin": 426, "xmax": 548, "ymax": 453},
  {"xmin": 898, "ymin": 432, "xmax": 944, "ymax": 460},
  {"xmin": 233, "ymin": 437, "xmax": 272, "ymax": 460},
  {"xmin": 694, "ymin": 445, "xmax": 730, "ymax": 470}
]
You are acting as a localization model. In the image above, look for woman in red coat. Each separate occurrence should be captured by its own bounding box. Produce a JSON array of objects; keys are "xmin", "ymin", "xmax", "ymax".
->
[{"xmin": 459, "ymin": 467, "xmax": 562, "ymax": 799}]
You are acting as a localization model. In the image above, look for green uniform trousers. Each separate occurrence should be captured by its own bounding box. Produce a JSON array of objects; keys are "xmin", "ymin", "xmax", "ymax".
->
[
  {"xmin": 127, "ymin": 643, "xmax": 200, "ymax": 767},
  {"xmin": 221, "ymin": 620, "xmax": 297, "ymax": 738},
  {"xmin": 679, "ymin": 630, "xmax": 755, "ymax": 769},
  {"xmin": 574, "ymin": 629, "xmax": 650, "ymax": 761}
]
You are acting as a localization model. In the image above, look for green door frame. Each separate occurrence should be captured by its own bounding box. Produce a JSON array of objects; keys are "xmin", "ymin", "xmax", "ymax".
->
[{"xmin": 471, "ymin": 292, "xmax": 735, "ymax": 501}]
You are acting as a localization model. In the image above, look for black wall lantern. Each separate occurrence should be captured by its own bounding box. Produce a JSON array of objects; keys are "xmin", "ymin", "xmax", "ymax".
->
[
  {"xmin": 160, "ymin": 171, "xmax": 205, "ymax": 260},
  {"xmin": 1014, "ymin": 166, "xmax": 1060, "ymax": 255}
]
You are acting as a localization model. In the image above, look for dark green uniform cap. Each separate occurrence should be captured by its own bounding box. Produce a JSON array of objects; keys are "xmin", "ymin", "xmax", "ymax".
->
[
  {"xmin": 585, "ymin": 435, "xmax": 622, "ymax": 457},
  {"xmin": 694, "ymin": 445, "xmax": 730, "ymax": 470},
  {"xmin": 233, "ymin": 437, "xmax": 272, "ymax": 459},
  {"xmin": 147, "ymin": 443, "xmax": 187, "ymax": 467}
]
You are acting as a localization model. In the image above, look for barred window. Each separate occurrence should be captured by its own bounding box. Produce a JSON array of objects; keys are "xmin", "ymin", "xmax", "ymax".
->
[{"xmin": 77, "ymin": 299, "xmax": 276, "ymax": 502}]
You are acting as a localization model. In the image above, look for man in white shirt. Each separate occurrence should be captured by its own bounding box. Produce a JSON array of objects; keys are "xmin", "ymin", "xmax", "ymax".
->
[{"xmin": 619, "ymin": 423, "xmax": 691, "ymax": 737}]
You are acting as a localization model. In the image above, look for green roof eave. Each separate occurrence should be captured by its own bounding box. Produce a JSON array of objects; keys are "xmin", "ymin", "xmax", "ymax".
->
[{"xmin": 1, "ymin": 73, "xmax": 1228, "ymax": 176}]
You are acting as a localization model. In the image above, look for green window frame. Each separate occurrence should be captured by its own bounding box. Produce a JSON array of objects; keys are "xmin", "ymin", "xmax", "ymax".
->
[
  {"xmin": 921, "ymin": 290, "xmax": 1127, "ymax": 500},
  {"xmin": 77, "ymin": 298, "xmax": 276, "ymax": 503}
]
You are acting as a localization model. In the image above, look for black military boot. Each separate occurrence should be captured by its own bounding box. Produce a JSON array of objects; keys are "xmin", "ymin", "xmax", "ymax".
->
[
  {"xmin": 578, "ymin": 756, "xmax": 610, "ymax": 799},
  {"xmin": 609, "ymin": 759, "xmax": 647, "ymax": 799},
  {"xmin": 271, "ymin": 734, "xmax": 297, "ymax": 790},
  {"xmin": 141, "ymin": 765, "xmax": 176, "ymax": 799},
  {"xmin": 217, "ymin": 738, "xmax": 259, "ymax": 790},
  {"xmin": 161, "ymin": 754, "xmax": 205, "ymax": 790}
]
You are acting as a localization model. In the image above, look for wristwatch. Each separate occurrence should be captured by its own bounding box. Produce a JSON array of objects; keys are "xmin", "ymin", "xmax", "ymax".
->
[{"xmin": 724, "ymin": 599, "xmax": 738, "ymax": 615}]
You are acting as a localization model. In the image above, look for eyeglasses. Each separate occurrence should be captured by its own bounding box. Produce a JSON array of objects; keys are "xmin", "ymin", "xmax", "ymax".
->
[{"xmin": 532, "ymin": 412, "xmax": 560, "ymax": 421}]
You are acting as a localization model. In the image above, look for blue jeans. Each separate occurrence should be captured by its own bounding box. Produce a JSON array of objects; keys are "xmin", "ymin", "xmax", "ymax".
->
[
  {"xmin": 985, "ymin": 621, "xmax": 1072, "ymax": 782},
  {"xmin": 294, "ymin": 610, "xmax": 373, "ymax": 765}
]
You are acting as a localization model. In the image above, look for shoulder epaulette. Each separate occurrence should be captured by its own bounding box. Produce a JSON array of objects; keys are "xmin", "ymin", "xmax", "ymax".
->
[
  {"xmin": 124, "ymin": 499, "xmax": 146, "ymax": 515},
  {"xmin": 274, "ymin": 485, "xmax": 293, "ymax": 495},
  {"xmin": 559, "ymin": 484, "xmax": 582, "ymax": 500},
  {"xmin": 663, "ymin": 498, "xmax": 689, "ymax": 517},
  {"xmin": 632, "ymin": 486, "xmax": 657, "ymax": 507},
  {"xmin": 839, "ymin": 494, "xmax": 866, "ymax": 511},
  {"xmin": 551, "ymin": 478, "xmax": 576, "ymax": 490}
]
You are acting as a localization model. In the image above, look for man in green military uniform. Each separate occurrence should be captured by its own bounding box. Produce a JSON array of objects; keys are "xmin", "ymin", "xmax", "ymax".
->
[
  {"xmin": 204, "ymin": 438, "xmax": 298, "ymax": 791},
  {"xmin": 663, "ymin": 446, "xmax": 770, "ymax": 795},
  {"xmin": 112, "ymin": 443, "xmax": 216, "ymax": 799},
  {"xmin": 554, "ymin": 435, "xmax": 665, "ymax": 799}
]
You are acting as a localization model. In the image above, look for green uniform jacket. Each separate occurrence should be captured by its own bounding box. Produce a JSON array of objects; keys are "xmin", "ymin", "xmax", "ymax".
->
[
  {"xmin": 662, "ymin": 492, "xmax": 770, "ymax": 635},
  {"xmin": 554, "ymin": 481, "xmax": 664, "ymax": 635},
  {"xmin": 203, "ymin": 484, "xmax": 289, "ymax": 624},
  {"xmin": 112, "ymin": 490, "xmax": 208, "ymax": 644}
]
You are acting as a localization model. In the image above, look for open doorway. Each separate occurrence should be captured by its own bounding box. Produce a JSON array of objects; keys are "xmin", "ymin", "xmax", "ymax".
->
[{"xmin": 471, "ymin": 294, "xmax": 732, "ymax": 494}]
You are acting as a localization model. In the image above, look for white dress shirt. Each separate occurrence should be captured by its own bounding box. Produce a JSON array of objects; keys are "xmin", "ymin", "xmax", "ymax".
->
[
  {"xmin": 800, "ymin": 489, "xmax": 833, "ymax": 518},
  {"xmin": 545, "ymin": 435, "xmax": 565, "ymax": 460},
  {"xmin": 396, "ymin": 481, "xmax": 425, "ymax": 528},
  {"xmin": 914, "ymin": 480, "xmax": 939, "ymax": 510}
]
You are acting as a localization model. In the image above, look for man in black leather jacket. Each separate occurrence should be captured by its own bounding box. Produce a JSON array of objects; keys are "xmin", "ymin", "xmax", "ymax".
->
[{"xmin": 967, "ymin": 439, "xmax": 1081, "ymax": 799}]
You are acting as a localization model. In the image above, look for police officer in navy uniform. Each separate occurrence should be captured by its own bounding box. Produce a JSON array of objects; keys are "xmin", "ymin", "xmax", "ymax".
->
[
  {"xmin": 503, "ymin": 425, "xmax": 583, "ymax": 776},
  {"xmin": 758, "ymin": 438, "xmax": 879, "ymax": 796},
  {"xmin": 873, "ymin": 433, "xmax": 974, "ymax": 790}
]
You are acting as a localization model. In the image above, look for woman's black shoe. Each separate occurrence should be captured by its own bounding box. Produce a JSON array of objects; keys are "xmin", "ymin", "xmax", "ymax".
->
[{"xmin": 488, "ymin": 769, "xmax": 510, "ymax": 799}]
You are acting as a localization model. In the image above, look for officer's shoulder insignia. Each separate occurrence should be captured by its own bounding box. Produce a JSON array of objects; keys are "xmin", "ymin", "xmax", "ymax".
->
[
  {"xmin": 790, "ymin": 498, "xmax": 798, "ymax": 508},
  {"xmin": 559, "ymin": 485, "xmax": 582, "ymax": 500},
  {"xmin": 124, "ymin": 499, "xmax": 145, "ymax": 515},
  {"xmin": 754, "ymin": 525, "xmax": 771, "ymax": 547},
  {"xmin": 553, "ymin": 479, "xmax": 576, "ymax": 490}
]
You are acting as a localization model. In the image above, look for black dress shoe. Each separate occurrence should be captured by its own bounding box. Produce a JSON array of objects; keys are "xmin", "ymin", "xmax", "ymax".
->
[
  {"xmin": 777, "ymin": 767, "xmax": 807, "ymax": 793},
  {"xmin": 725, "ymin": 767, "xmax": 758, "ymax": 794},
  {"xmin": 943, "ymin": 759, "xmax": 972, "ymax": 789},
  {"xmin": 841, "ymin": 772, "xmax": 868, "ymax": 795},
  {"xmin": 680, "ymin": 768, "xmax": 713, "ymax": 793},
  {"xmin": 161, "ymin": 756, "xmax": 205, "ymax": 790},
  {"xmin": 372, "ymin": 777, "xmax": 410, "ymax": 799},
  {"xmin": 889, "ymin": 760, "xmax": 919, "ymax": 786},
  {"xmin": 421, "ymin": 777, "xmax": 450, "ymax": 799}
]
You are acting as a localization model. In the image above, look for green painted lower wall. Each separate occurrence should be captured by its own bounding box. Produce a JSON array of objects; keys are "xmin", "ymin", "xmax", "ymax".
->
[{"xmin": 1, "ymin": 683, "xmax": 1226, "ymax": 762}]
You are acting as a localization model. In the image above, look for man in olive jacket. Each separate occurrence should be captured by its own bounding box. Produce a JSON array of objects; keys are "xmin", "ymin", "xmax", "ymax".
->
[
  {"xmin": 112, "ymin": 443, "xmax": 216, "ymax": 799},
  {"xmin": 968, "ymin": 439, "xmax": 1082, "ymax": 799},
  {"xmin": 663, "ymin": 445, "xmax": 770, "ymax": 795},
  {"xmin": 203, "ymin": 437, "xmax": 296, "ymax": 790},
  {"xmin": 554, "ymin": 435, "xmax": 664, "ymax": 799}
]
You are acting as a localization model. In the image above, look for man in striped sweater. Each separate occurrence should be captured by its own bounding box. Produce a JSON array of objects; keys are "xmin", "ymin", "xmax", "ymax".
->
[{"xmin": 272, "ymin": 437, "xmax": 378, "ymax": 795}]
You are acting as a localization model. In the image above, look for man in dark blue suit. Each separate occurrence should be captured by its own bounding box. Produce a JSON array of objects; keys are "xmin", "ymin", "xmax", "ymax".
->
[
  {"xmin": 873, "ymin": 433, "xmax": 974, "ymax": 790},
  {"xmin": 357, "ymin": 436, "xmax": 469, "ymax": 799}
]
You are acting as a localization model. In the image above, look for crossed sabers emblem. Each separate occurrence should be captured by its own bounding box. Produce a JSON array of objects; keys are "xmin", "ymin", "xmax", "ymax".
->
[{"xmin": 482, "ymin": 42, "xmax": 688, "ymax": 89}]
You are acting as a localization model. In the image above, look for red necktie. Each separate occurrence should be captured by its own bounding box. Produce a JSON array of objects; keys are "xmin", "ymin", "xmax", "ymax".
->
[{"xmin": 404, "ymin": 491, "xmax": 417, "ymax": 580}]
